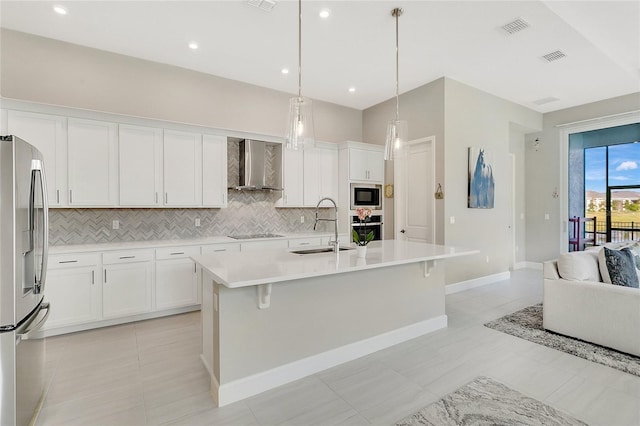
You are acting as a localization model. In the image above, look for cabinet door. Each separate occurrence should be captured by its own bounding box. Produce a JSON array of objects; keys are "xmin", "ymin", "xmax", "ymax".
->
[
  {"xmin": 202, "ymin": 134, "xmax": 227, "ymax": 207},
  {"xmin": 366, "ymin": 149, "xmax": 385, "ymax": 182},
  {"xmin": 119, "ymin": 124, "xmax": 163, "ymax": 206},
  {"xmin": 7, "ymin": 110, "xmax": 67, "ymax": 206},
  {"xmin": 302, "ymin": 148, "xmax": 320, "ymax": 206},
  {"xmin": 348, "ymin": 148, "xmax": 369, "ymax": 181},
  {"xmin": 163, "ymin": 130, "xmax": 202, "ymax": 206},
  {"xmin": 103, "ymin": 262, "xmax": 153, "ymax": 318},
  {"xmin": 156, "ymin": 258, "xmax": 198, "ymax": 309},
  {"xmin": 67, "ymin": 118, "xmax": 118, "ymax": 206},
  {"xmin": 44, "ymin": 265, "xmax": 100, "ymax": 329},
  {"xmin": 317, "ymin": 147, "xmax": 338, "ymax": 206},
  {"xmin": 282, "ymin": 148, "xmax": 303, "ymax": 206}
]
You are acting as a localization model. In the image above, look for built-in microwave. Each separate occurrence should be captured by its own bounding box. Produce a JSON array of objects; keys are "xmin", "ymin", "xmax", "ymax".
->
[{"xmin": 350, "ymin": 183, "xmax": 382, "ymax": 210}]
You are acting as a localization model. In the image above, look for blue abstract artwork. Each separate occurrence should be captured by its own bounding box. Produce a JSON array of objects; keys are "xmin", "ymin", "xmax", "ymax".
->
[{"xmin": 468, "ymin": 147, "xmax": 495, "ymax": 209}]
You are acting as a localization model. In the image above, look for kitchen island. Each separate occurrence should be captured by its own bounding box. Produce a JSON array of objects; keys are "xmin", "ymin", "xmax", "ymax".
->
[{"xmin": 193, "ymin": 240, "xmax": 477, "ymax": 406}]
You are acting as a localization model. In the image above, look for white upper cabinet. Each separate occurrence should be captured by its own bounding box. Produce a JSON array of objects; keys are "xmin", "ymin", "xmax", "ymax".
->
[
  {"xmin": 282, "ymin": 144, "xmax": 338, "ymax": 208},
  {"xmin": 67, "ymin": 118, "xmax": 118, "ymax": 206},
  {"xmin": 7, "ymin": 110, "xmax": 68, "ymax": 206},
  {"xmin": 282, "ymin": 148, "xmax": 304, "ymax": 206},
  {"xmin": 316, "ymin": 145, "xmax": 339, "ymax": 206},
  {"xmin": 349, "ymin": 147, "xmax": 384, "ymax": 183},
  {"xmin": 163, "ymin": 130, "xmax": 202, "ymax": 206},
  {"xmin": 119, "ymin": 124, "xmax": 163, "ymax": 206},
  {"xmin": 202, "ymin": 134, "xmax": 227, "ymax": 207}
]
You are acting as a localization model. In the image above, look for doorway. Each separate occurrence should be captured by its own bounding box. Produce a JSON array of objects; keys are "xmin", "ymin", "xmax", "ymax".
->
[{"xmin": 394, "ymin": 136, "xmax": 435, "ymax": 243}]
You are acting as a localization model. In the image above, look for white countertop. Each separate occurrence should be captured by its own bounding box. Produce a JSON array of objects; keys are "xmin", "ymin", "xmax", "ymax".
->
[
  {"xmin": 193, "ymin": 240, "xmax": 478, "ymax": 288},
  {"xmin": 48, "ymin": 232, "xmax": 337, "ymax": 254}
]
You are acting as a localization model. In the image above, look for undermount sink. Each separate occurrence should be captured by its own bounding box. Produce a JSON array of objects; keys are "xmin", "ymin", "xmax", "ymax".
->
[{"xmin": 290, "ymin": 247, "xmax": 353, "ymax": 255}]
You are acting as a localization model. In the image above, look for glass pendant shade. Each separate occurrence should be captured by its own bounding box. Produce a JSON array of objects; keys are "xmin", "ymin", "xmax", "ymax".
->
[
  {"xmin": 384, "ymin": 119, "xmax": 408, "ymax": 160},
  {"xmin": 286, "ymin": 96, "xmax": 315, "ymax": 150}
]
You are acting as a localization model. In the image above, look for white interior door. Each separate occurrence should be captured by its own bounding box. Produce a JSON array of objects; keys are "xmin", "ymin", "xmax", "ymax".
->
[{"xmin": 395, "ymin": 137, "xmax": 435, "ymax": 243}]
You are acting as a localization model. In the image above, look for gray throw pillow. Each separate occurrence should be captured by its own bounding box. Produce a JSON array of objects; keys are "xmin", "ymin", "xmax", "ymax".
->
[{"xmin": 603, "ymin": 247, "xmax": 640, "ymax": 288}]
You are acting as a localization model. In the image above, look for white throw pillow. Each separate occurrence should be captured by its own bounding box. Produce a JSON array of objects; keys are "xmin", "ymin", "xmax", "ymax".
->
[{"xmin": 557, "ymin": 250, "xmax": 601, "ymax": 282}]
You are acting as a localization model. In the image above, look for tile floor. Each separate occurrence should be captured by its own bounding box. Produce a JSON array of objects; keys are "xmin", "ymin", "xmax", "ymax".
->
[{"xmin": 37, "ymin": 268, "xmax": 640, "ymax": 425}]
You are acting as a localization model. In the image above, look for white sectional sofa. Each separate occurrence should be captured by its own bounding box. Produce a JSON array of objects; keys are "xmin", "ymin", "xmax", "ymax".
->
[{"xmin": 543, "ymin": 248, "xmax": 640, "ymax": 357}]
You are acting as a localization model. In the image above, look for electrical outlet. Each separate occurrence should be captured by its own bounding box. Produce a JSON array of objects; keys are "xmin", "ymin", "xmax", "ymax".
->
[
  {"xmin": 112, "ymin": 220, "xmax": 120, "ymax": 230},
  {"xmin": 545, "ymin": 213, "xmax": 550, "ymax": 220},
  {"xmin": 485, "ymin": 255, "xmax": 490, "ymax": 263},
  {"xmin": 449, "ymin": 216, "xmax": 455, "ymax": 224},
  {"xmin": 300, "ymin": 215, "xmax": 305, "ymax": 224},
  {"xmin": 195, "ymin": 218, "xmax": 201, "ymax": 227}
]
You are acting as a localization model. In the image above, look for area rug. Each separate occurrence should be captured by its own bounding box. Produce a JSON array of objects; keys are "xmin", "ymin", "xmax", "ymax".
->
[
  {"xmin": 394, "ymin": 376, "xmax": 586, "ymax": 425},
  {"xmin": 484, "ymin": 304, "xmax": 640, "ymax": 377}
]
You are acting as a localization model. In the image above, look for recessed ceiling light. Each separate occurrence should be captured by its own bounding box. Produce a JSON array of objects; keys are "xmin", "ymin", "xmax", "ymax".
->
[
  {"xmin": 348, "ymin": 87, "xmax": 356, "ymax": 93},
  {"xmin": 188, "ymin": 42, "xmax": 198, "ymax": 50},
  {"xmin": 281, "ymin": 68, "xmax": 289, "ymax": 74},
  {"xmin": 53, "ymin": 5, "xmax": 67, "ymax": 15},
  {"xmin": 319, "ymin": 9, "xmax": 330, "ymax": 19}
]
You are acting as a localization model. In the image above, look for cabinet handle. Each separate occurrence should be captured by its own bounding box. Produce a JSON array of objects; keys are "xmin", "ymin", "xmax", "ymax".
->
[
  {"xmin": 91, "ymin": 270, "xmax": 95, "ymax": 285},
  {"xmin": 165, "ymin": 193, "xmax": 168, "ymax": 204},
  {"xmin": 104, "ymin": 270, "xmax": 107, "ymax": 283},
  {"xmin": 299, "ymin": 242, "xmax": 310, "ymax": 246},
  {"xmin": 119, "ymin": 255, "xmax": 136, "ymax": 259},
  {"xmin": 56, "ymin": 189, "xmax": 60, "ymax": 204},
  {"xmin": 155, "ymin": 192, "xmax": 158, "ymax": 204},
  {"xmin": 58, "ymin": 260, "xmax": 78, "ymax": 264},
  {"xmin": 213, "ymin": 249, "xmax": 226, "ymax": 252},
  {"xmin": 194, "ymin": 264, "xmax": 197, "ymax": 273},
  {"xmin": 69, "ymin": 189, "xmax": 73, "ymax": 204},
  {"xmin": 170, "ymin": 252, "xmax": 184, "ymax": 256}
]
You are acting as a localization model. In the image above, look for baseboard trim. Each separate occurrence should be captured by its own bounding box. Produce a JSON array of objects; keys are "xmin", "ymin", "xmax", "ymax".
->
[
  {"xmin": 215, "ymin": 314, "xmax": 448, "ymax": 407},
  {"xmin": 445, "ymin": 271, "xmax": 511, "ymax": 295},
  {"xmin": 36, "ymin": 305, "xmax": 201, "ymax": 337}
]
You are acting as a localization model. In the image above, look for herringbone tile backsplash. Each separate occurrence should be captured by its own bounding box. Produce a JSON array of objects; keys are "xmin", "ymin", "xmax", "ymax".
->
[{"xmin": 49, "ymin": 191, "xmax": 329, "ymax": 245}]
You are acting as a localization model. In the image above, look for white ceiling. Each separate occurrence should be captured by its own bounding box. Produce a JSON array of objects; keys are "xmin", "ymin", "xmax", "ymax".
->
[{"xmin": 1, "ymin": 1, "xmax": 638, "ymax": 113}]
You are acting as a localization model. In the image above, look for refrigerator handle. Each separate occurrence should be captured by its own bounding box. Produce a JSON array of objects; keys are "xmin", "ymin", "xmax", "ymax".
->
[
  {"xmin": 31, "ymin": 160, "xmax": 49, "ymax": 294},
  {"xmin": 17, "ymin": 303, "xmax": 50, "ymax": 342}
]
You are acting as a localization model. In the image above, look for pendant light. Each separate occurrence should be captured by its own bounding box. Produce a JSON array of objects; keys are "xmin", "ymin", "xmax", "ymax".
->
[
  {"xmin": 384, "ymin": 7, "xmax": 408, "ymax": 161},
  {"xmin": 285, "ymin": 0, "xmax": 315, "ymax": 150}
]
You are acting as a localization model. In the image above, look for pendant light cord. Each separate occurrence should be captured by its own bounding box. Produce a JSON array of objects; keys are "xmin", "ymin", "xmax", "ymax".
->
[
  {"xmin": 298, "ymin": 0, "xmax": 302, "ymax": 99},
  {"xmin": 393, "ymin": 8, "xmax": 402, "ymax": 121}
]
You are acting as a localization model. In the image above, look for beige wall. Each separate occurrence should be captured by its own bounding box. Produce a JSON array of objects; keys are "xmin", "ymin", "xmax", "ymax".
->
[
  {"xmin": 525, "ymin": 92, "xmax": 640, "ymax": 262},
  {"xmin": 0, "ymin": 29, "xmax": 362, "ymax": 143},
  {"xmin": 362, "ymin": 78, "xmax": 445, "ymax": 242},
  {"xmin": 442, "ymin": 79, "xmax": 541, "ymax": 283}
]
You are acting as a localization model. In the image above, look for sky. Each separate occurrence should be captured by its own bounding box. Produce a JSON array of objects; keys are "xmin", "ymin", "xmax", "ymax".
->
[{"xmin": 585, "ymin": 142, "xmax": 640, "ymax": 193}]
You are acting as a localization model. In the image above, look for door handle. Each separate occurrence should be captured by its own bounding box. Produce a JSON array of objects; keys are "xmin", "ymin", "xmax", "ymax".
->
[{"xmin": 400, "ymin": 229, "xmax": 406, "ymax": 233}]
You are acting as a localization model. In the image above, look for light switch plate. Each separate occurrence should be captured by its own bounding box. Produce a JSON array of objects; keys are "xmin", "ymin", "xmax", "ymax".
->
[{"xmin": 112, "ymin": 220, "xmax": 119, "ymax": 230}]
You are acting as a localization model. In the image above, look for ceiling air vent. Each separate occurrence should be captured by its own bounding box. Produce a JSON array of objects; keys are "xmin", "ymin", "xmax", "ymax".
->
[
  {"xmin": 542, "ymin": 50, "xmax": 567, "ymax": 62},
  {"xmin": 247, "ymin": 0, "xmax": 277, "ymax": 12},
  {"xmin": 501, "ymin": 18, "xmax": 530, "ymax": 35}
]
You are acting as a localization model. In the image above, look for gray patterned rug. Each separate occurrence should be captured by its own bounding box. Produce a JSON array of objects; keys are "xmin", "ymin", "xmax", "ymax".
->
[
  {"xmin": 394, "ymin": 376, "xmax": 586, "ymax": 425},
  {"xmin": 485, "ymin": 304, "xmax": 640, "ymax": 377}
]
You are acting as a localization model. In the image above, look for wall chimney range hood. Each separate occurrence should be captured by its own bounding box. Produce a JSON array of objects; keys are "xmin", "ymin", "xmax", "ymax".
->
[{"xmin": 232, "ymin": 139, "xmax": 283, "ymax": 191}]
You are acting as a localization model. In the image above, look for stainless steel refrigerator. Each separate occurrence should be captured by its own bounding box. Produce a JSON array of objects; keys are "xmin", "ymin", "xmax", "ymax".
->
[{"xmin": 0, "ymin": 135, "xmax": 50, "ymax": 426}]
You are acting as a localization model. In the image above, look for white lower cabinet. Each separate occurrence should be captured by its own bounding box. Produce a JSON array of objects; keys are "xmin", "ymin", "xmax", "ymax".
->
[
  {"xmin": 43, "ymin": 254, "xmax": 101, "ymax": 330},
  {"xmin": 102, "ymin": 250, "xmax": 153, "ymax": 318},
  {"xmin": 155, "ymin": 246, "xmax": 200, "ymax": 310},
  {"xmin": 201, "ymin": 243, "xmax": 241, "ymax": 255}
]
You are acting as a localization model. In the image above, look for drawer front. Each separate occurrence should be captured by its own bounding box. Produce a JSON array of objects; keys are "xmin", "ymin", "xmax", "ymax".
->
[
  {"xmin": 103, "ymin": 249, "xmax": 154, "ymax": 264},
  {"xmin": 289, "ymin": 237, "xmax": 322, "ymax": 248},
  {"xmin": 48, "ymin": 253, "xmax": 100, "ymax": 269},
  {"xmin": 156, "ymin": 246, "xmax": 200, "ymax": 260},
  {"xmin": 201, "ymin": 243, "xmax": 241, "ymax": 255}
]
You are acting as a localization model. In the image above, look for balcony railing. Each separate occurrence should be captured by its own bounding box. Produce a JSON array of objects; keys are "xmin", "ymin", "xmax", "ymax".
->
[{"xmin": 586, "ymin": 220, "xmax": 640, "ymax": 245}]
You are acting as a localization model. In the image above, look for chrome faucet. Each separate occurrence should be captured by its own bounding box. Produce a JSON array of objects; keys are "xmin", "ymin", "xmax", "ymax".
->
[{"xmin": 314, "ymin": 197, "xmax": 339, "ymax": 252}]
